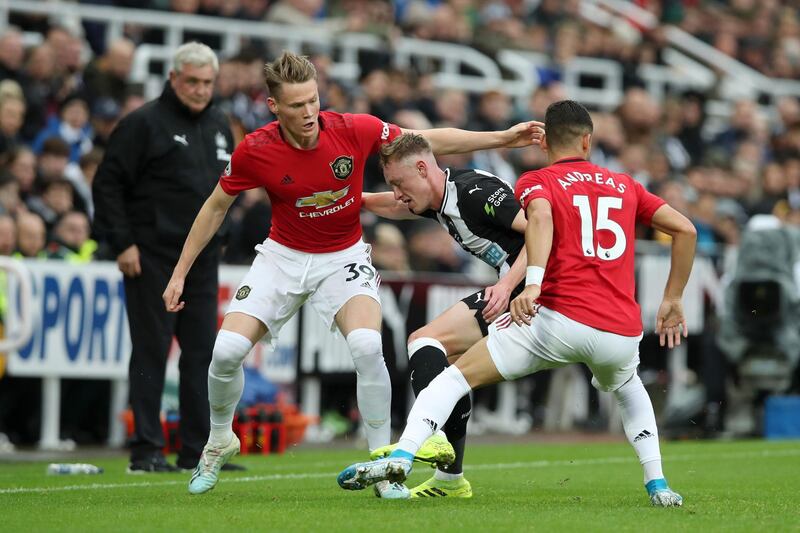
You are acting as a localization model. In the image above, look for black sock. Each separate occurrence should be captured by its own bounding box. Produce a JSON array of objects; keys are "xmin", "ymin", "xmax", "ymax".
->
[
  {"xmin": 440, "ymin": 434, "xmax": 466, "ymax": 475},
  {"xmin": 408, "ymin": 342, "xmax": 471, "ymax": 475}
]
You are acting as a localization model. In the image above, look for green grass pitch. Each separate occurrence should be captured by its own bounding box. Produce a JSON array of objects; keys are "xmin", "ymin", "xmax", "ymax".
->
[{"xmin": 1, "ymin": 439, "xmax": 798, "ymax": 532}]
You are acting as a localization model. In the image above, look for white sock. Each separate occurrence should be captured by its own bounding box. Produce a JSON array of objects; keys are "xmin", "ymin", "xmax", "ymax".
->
[
  {"xmin": 208, "ymin": 330, "xmax": 253, "ymax": 446},
  {"xmin": 347, "ymin": 329, "xmax": 392, "ymax": 451},
  {"xmin": 613, "ymin": 373, "xmax": 664, "ymax": 483},
  {"xmin": 397, "ymin": 366, "xmax": 472, "ymax": 455},
  {"xmin": 434, "ymin": 470, "xmax": 463, "ymax": 481}
]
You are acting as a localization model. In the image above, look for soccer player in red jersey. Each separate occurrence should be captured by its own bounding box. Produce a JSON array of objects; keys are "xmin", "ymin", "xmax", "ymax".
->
[
  {"xmin": 338, "ymin": 100, "xmax": 697, "ymax": 507},
  {"xmin": 161, "ymin": 51, "xmax": 544, "ymax": 496}
]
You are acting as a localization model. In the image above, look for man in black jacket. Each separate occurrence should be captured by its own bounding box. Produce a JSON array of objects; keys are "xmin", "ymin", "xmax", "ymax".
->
[{"xmin": 93, "ymin": 42, "xmax": 235, "ymax": 473}]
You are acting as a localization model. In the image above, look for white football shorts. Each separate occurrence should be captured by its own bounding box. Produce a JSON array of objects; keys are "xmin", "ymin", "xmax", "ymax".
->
[
  {"xmin": 487, "ymin": 305, "xmax": 643, "ymax": 392},
  {"xmin": 225, "ymin": 238, "xmax": 381, "ymax": 340}
]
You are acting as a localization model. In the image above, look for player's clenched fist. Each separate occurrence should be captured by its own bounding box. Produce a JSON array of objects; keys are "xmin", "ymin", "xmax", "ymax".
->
[
  {"xmin": 163, "ymin": 276, "xmax": 186, "ymax": 312},
  {"xmin": 510, "ymin": 284, "xmax": 540, "ymax": 326}
]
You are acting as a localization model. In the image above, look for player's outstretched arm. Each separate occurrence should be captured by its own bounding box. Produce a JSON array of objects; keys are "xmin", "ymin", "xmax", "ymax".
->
[
  {"xmin": 163, "ymin": 183, "xmax": 237, "ymax": 312},
  {"xmin": 361, "ymin": 192, "xmax": 417, "ymax": 220},
  {"xmin": 510, "ymin": 199, "xmax": 553, "ymax": 326},
  {"xmin": 404, "ymin": 121, "xmax": 544, "ymax": 155},
  {"xmin": 650, "ymin": 204, "xmax": 697, "ymax": 347}
]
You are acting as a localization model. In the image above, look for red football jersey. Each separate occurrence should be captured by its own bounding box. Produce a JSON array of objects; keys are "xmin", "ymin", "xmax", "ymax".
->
[
  {"xmin": 219, "ymin": 111, "xmax": 401, "ymax": 253},
  {"xmin": 515, "ymin": 158, "xmax": 665, "ymax": 336}
]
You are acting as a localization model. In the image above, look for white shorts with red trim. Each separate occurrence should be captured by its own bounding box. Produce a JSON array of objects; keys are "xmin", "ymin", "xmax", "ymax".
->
[
  {"xmin": 487, "ymin": 305, "xmax": 642, "ymax": 392},
  {"xmin": 225, "ymin": 238, "xmax": 380, "ymax": 341}
]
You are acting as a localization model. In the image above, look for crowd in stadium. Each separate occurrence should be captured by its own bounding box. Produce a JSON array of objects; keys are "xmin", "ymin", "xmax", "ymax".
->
[
  {"xmin": 1, "ymin": 1, "xmax": 800, "ymax": 447},
  {"xmin": 1, "ymin": 0, "xmax": 799, "ymax": 272}
]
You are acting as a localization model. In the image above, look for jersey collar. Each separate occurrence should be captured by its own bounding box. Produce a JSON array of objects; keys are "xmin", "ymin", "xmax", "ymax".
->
[
  {"xmin": 553, "ymin": 157, "xmax": 587, "ymax": 165},
  {"xmin": 438, "ymin": 168, "xmax": 451, "ymax": 214}
]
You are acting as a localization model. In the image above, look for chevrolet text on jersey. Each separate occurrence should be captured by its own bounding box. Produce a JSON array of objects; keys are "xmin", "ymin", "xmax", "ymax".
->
[{"xmin": 219, "ymin": 112, "xmax": 402, "ymax": 253}]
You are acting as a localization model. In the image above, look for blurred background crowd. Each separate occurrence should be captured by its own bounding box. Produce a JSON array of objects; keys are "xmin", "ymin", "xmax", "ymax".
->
[
  {"xmin": 2, "ymin": 0, "xmax": 800, "ymax": 270},
  {"xmin": 1, "ymin": 0, "xmax": 800, "ymax": 446}
]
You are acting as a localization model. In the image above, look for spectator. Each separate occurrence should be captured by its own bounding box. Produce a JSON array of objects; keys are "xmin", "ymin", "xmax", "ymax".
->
[
  {"xmin": 82, "ymin": 38, "xmax": 135, "ymax": 105},
  {"xmin": 45, "ymin": 26, "xmax": 86, "ymax": 102},
  {"xmin": 369, "ymin": 222, "xmax": 410, "ymax": 274},
  {"xmin": 221, "ymin": 189, "xmax": 271, "ymax": 265},
  {"xmin": 4, "ymin": 146, "xmax": 37, "ymax": 201},
  {"xmin": 713, "ymin": 99, "xmax": 757, "ymax": 160},
  {"xmin": 32, "ymin": 94, "xmax": 94, "ymax": 164},
  {"xmin": 14, "ymin": 211, "xmax": 46, "ymax": 259},
  {"xmin": 90, "ymin": 98, "xmax": 122, "ymax": 149},
  {"xmin": 19, "ymin": 43, "xmax": 57, "ymax": 141},
  {"xmin": 27, "ymin": 178, "xmax": 75, "ymax": 230},
  {"xmin": 691, "ymin": 193, "xmax": 722, "ymax": 255},
  {"xmin": 407, "ymin": 219, "xmax": 467, "ymax": 274},
  {"xmin": 0, "ymin": 88, "xmax": 26, "ymax": 156},
  {"xmin": 68, "ymin": 148, "xmax": 104, "ymax": 220},
  {"xmin": 0, "ymin": 172, "xmax": 23, "ymax": 217},
  {"xmin": 617, "ymin": 87, "xmax": 661, "ymax": 146},
  {"xmin": 0, "ymin": 214, "xmax": 16, "ymax": 256},
  {"xmin": 433, "ymin": 89, "xmax": 469, "ymax": 129},
  {"xmin": 0, "ymin": 28, "xmax": 26, "ymax": 85},
  {"xmin": 750, "ymin": 162, "xmax": 788, "ymax": 216},
  {"xmin": 266, "ymin": 0, "xmax": 325, "ymax": 26},
  {"xmin": 236, "ymin": 0, "xmax": 270, "ymax": 20},
  {"xmin": 46, "ymin": 211, "xmax": 96, "ymax": 262},
  {"xmin": 36, "ymin": 137, "xmax": 71, "ymax": 185}
]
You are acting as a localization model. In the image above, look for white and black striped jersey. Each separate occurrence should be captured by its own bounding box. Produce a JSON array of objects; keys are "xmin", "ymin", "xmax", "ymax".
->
[{"xmin": 419, "ymin": 168, "xmax": 524, "ymax": 276}]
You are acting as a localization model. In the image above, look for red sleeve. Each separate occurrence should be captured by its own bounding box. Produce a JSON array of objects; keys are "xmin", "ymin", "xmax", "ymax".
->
[
  {"xmin": 350, "ymin": 113, "xmax": 402, "ymax": 155},
  {"xmin": 632, "ymin": 179, "xmax": 666, "ymax": 225},
  {"xmin": 219, "ymin": 142, "xmax": 258, "ymax": 195},
  {"xmin": 515, "ymin": 170, "xmax": 552, "ymax": 212}
]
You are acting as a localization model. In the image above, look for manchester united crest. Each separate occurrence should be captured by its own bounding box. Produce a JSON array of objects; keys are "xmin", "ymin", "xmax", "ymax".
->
[
  {"xmin": 235, "ymin": 286, "xmax": 251, "ymax": 300},
  {"xmin": 330, "ymin": 155, "xmax": 354, "ymax": 180}
]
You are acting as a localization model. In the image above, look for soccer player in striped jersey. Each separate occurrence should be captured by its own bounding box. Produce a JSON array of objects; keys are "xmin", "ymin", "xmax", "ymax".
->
[{"xmin": 361, "ymin": 133, "xmax": 529, "ymax": 498}]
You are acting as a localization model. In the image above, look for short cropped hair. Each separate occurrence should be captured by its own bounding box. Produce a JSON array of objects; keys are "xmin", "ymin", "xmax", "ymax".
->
[
  {"xmin": 379, "ymin": 133, "xmax": 432, "ymax": 168},
  {"xmin": 173, "ymin": 42, "xmax": 219, "ymax": 74},
  {"xmin": 264, "ymin": 51, "xmax": 317, "ymax": 100},
  {"xmin": 40, "ymin": 137, "xmax": 70, "ymax": 158},
  {"xmin": 544, "ymin": 100, "xmax": 593, "ymax": 150}
]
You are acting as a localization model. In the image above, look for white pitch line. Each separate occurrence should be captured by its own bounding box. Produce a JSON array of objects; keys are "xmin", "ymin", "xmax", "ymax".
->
[{"xmin": 1, "ymin": 447, "xmax": 798, "ymax": 495}]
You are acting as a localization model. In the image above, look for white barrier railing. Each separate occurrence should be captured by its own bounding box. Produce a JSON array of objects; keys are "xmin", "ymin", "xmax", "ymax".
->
[
  {"xmin": 7, "ymin": 0, "xmax": 799, "ymax": 112},
  {"xmin": 590, "ymin": 0, "xmax": 800, "ymax": 101}
]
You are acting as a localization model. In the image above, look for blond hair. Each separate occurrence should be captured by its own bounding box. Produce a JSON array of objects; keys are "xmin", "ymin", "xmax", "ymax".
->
[
  {"xmin": 264, "ymin": 51, "xmax": 317, "ymax": 100},
  {"xmin": 379, "ymin": 133, "xmax": 432, "ymax": 168}
]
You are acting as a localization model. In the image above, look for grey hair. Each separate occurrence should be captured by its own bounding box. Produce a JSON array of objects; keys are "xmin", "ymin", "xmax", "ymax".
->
[{"xmin": 173, "ymin": 42, "xmax": 219, "ymax": 74}]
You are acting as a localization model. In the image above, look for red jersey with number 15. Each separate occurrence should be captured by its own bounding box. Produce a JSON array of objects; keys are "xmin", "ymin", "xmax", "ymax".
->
[
  {"xmin": 514, "ymin": 158, "xmax": 665, "ymax": 336},
  {"xmin": 219, "ymin": 111, "xmax": 401, "ymax": 253}
]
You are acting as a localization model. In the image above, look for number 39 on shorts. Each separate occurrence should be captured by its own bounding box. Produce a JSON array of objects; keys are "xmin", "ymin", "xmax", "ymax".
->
[{"xmin": 344, "ymin": 262, "xmax": 376, "ymax": 282}]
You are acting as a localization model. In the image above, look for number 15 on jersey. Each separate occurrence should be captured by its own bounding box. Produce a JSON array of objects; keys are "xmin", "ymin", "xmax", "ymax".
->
[{"xmin": 572, "ymin": 195, "xmax": 627, "ymax": 260}]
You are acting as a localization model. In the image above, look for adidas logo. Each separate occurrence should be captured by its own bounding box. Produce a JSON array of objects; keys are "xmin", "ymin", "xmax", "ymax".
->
[
  {"xmin": 633, "ymin": 429, "xmax": 654, "ymax": 442},
  {"xmin": 360, "ymin": 281, "xmax": 371, "ymax": 288},
  {"xmin": 418, "ymin": 488, "xmax": 447, "ymax": 497},
  {"xmin": 423, "ymin": 418, "xmax": 438, "ymax": 432},
  {"xmin": 281, "ymin": 175, "xmax": 294, "ymax": 185}
]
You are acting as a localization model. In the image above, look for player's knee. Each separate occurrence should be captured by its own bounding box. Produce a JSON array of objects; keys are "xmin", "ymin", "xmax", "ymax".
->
[
  {"xmin": 347, "ymin": 328, "xmax": 384, "ymax": 374},
  {"xmin": 407, "ymin": 327, "xmax": 428, "ymax": 347},
  {"xmin": 210, "ymin": 329, "xmax": 253, "ymax": 377},
  {"xmin": 407, "ymin": 334, "xmax": 447, "ymax": 360}
]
